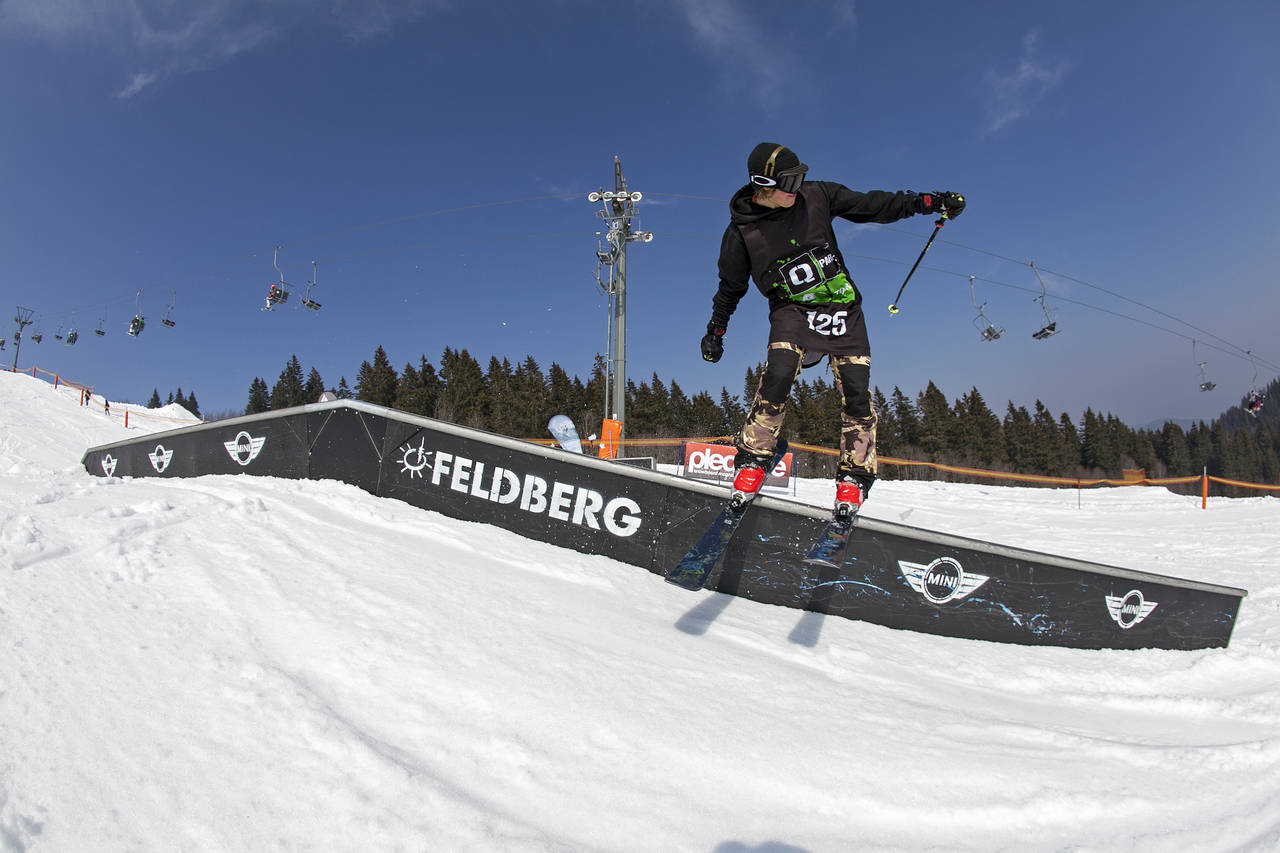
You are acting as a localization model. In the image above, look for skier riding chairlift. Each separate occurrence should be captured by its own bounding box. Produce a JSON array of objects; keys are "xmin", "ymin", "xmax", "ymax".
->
[
  {"xmin": 127, "ymin": 290, "xmax": 145, "ymax": 337},
  {"xmin": 263, "ymin": 246, "xmax": 291, "ymax": 311}
]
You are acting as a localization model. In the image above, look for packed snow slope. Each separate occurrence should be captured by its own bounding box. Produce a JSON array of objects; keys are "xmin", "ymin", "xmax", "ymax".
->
[{"xmin": 2, "ymin": 369, "xmax": 1278, "ymax": 853}]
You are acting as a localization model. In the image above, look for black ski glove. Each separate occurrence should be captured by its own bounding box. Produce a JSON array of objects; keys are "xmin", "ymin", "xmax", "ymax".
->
[
  {"xmin": 918, "ymin": 190, "xmax": 965, "ymax": 218},
  {"xmin": 701, "ymin": 324, "xmax": 725, "ymax": 363}
]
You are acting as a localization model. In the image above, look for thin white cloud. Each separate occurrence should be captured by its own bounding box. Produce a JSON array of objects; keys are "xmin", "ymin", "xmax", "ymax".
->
[
  {"xmin": 116, "ymin": 70, "xmax": 157, "ymax": 99},
  {"xmin": 984, "ymin": 30, "xmax": 1068, "ymax": 134},
  {"xmin": 0, "ymin": 0, "xmax": 448, "ymax": 97},
  {"xmin": 670, "ymin": 0, "xmax": 857, "ymax": 108}
]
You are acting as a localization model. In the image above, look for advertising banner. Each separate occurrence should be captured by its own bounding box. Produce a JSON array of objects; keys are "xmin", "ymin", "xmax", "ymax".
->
[{"xmin": 680, "ymin": 441, "xmax": 793, "ymax": 488}]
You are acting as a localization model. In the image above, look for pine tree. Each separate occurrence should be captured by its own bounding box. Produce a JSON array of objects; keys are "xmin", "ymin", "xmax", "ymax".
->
[
  {"xmin": 245, "ymin": 377, "xmax": 270, "ymax": 414},
  {"xmin": 1059, "ymin": 412, "xmax": 1082, "ymax": 471},
  {"xmin": 438, "ymin": 347, "xmax": 485, "ymax": 426},
  {"xmin": 718, "ymin": 388, "xmax": 744, "ymax": 435},
  {"xmin": 147, "ymin": 389, "xmax": 161, "ymax": 408},
  {"xmin": 547, "ymin": 363, "xmax": 579, "ymax": 421},
  {"xmin": 688, "ymin": 390, "xmax": 727, "ymax": 438},
  {"xmin": 668, "ymin": 379, "xmax": 693, "ymax": 438},
  {"xmin": 916, "ymin": 382, "xmax": 953, "ymax": 458},
  {"xmin": 270, "ymin": 355, "xmax": 307, "ymax": 409},
  {"xmin": 1002, "ymin": 402, "xmax": 1034, "ymax": 474},
  {"xmin": 485, "ymin": 356, "xmax": 517, "ymax": 435},
  {"xmin": 1031, "ymin": 400, "xmax": 1067, "ymax": 475},
  {"xmin": 1156, "ymin": 422, "xmax": 1192, "ymax": 476},
  {"xmin": 174, "ymin": 388, "xmax": 188, "ymax": 410},
  {"xmin": 185, "ymin": 392, "xmax": 201, "ymax": 420},
  {"xmin": 953, "ymin": 387, "xmax": 1003, "ymax": 467},
  {"xmin": 889, "ymin": 387, "xmax": 920, "ymax": 451},
  {"xmin": 513, "ymin": 356, "xmax": 550, "ymax": 436},
  {"xmin": 873, "ymin": 388, "xmax": 899, "ymax": 458},
  {"xmin": 304, "ymin": 368, "xmax": 325, "ymax": 404},
  {"xmin": 395, "ymin": 358, "xmax": 440, "ymax": 417},
  {"xmin": 335, "ymin": 377, "xmax": 353, "ymax": 399},
  {"xmin": 355, "ymin": 346, "xmax": 398, "ymax": 406},
  {"xmin": 1080, "ymin": 408, "xmax": 1119, "ymax": 474}
]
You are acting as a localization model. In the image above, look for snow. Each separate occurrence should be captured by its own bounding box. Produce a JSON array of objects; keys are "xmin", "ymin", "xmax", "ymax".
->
[{"xmin": 2, "ymin": 368, "xmax": 1279, "ymax": 852}]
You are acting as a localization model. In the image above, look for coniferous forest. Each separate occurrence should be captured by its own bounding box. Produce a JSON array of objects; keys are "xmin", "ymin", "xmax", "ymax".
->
[{"xmin": 240, "ymin": 347, "xmax": 1280, "ymax": 494}]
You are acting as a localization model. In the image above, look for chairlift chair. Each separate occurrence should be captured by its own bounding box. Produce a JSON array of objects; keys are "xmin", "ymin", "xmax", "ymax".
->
[
  {"xmin": 968, "ymin": 276, "xmax": 1004, "ymax": 341},
  {"xmin": 127, "ymin": 289, "xmax": 145, "ymax": 337},
  {"xmin": 1028, "ymin": 262, "xmax": 1060, "ymax": 340},
  {"xmin": 263, "ymin": 246, "xmax": 291, "ymax": 311},
  {"xmin": 1032, "ymin": 321, "xmax": 1058, "ymax": 341},
  {"xmin": 1244, "ymin": 351, "xmax": 1265, "ymax": 416},
  {"xmin": 162, "ymin": 289, "xmax": 177, "ymax": 327},
  {"xmin": 301, "ymin": 261, "xmax": 322, "ymax": 311},
  {"xmin": 95, "ymin": 306, "xmax": 107, "ymax": 336},
  {"xmin": 1193, "ymin": 340, "xmax": 1215, "ymax": 392},
  {"xmin": 66, "ymin": 328, "xmax": 79, "ymax": 345}
]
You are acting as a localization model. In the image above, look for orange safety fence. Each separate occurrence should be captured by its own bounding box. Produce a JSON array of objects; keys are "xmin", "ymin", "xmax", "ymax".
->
[{"xmin": 527, "ymin": 433, "xmax": 1280, "ymax": 498}]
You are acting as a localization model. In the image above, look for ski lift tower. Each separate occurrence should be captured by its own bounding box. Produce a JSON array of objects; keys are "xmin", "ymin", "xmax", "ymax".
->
[
  {"xmin": 589, "ymin": 157, "xmax": 652, "ymax": 445},
  {"xmin": 11, "ymin": 307, "xmax": 34, "ymax": 371}
]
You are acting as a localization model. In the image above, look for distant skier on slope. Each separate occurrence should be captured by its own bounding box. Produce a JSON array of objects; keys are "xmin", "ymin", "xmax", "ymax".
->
[{"xmin": 701, "ymin": 141, "xmax": 964, "ymax": 518}]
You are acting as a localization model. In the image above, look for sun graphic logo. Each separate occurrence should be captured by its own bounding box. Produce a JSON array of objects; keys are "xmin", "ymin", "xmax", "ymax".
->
[
  {"xmin": 1105, "ymin": 589, "xmax": 1158, "ymax": 630},
  {"xmin": 398, "ymin": 438, "xmax": 432, "ymax": 478},
  {"xmin": 148, "ymin": 444, "xmax": 174, "ymax": 473},
  {"xmin": 100, "ymin": 454, "xmax": 118, "ymax": 476},
  {"xmin": 898, "ymin": 557, "xmax": 989, "ymax": 605}
]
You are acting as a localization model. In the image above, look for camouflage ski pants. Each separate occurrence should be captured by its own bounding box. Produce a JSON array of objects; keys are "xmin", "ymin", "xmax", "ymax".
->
[{"xmin": 736, "ymin": 342, "xmax": 877, "ymax": 478}]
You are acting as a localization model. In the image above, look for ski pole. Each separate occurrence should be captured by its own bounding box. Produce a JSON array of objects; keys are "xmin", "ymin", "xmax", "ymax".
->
[{"xmin": 888, "ymin": 215, "xmax": 946, "ymax": 315}]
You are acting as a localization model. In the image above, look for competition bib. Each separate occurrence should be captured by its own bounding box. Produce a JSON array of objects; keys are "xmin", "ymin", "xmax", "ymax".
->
[{"xmin": 769, "ymin": 243, "xmax": 857, "ymax": 304}]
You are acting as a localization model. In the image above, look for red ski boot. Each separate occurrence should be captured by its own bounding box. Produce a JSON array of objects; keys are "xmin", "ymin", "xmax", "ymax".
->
[
  {"xmin": 730, "ymin": 463, "xmax": 767, "ymax": 509},
  {"xmin": 834, "ymin": 475, "xmax": 870, "ymax": 521}
]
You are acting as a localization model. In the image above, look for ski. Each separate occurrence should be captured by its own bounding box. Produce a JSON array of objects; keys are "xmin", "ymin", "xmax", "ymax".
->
[
  {"xmin": 803, "ymin": 512, "xmax": 858, "ymax": 568},
  {"xmin": 665, "ymin": 439, "xmax": 789, "ymax": 592}
]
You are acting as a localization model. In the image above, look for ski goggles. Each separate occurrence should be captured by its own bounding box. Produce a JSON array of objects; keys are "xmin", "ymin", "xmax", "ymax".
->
[{"xmin": 750, "ymin": 165, "xmax": 807, "ymax": 194}]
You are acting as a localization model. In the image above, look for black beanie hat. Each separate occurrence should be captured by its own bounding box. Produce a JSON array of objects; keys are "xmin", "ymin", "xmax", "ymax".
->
[{"xmin": 747, "ymin": 142, "xmax": 803, "ymax": 179}]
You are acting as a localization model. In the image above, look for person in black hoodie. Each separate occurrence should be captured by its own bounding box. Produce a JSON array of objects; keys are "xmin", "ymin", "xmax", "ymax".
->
[{"xmin": 701, "ymin": 142, "xmax": 964, "ymax": 518}]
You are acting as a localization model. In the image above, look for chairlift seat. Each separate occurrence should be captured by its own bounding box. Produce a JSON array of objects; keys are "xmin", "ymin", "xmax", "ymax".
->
[
  {"xmin": 981, "ymin": 326, "xmax": 1004, "ymax": 341},
  {"xmin": 1032, "ymin": 322, "xmax": 1058, "ymax": 340},
  {"xmin": 1199, "ymin": 381, "xmax": 1216, "ymax": 392},
  {"xmin": 66, "ymin": 330, "xmax": 79, "ymax": 345},
  {"xmin": 162, "ymin": 318, "xmax": 176, "ymax": 327},
  {"xmin": 301, "ymin": 299, "xmax": 322, "ymax": 311},
  {"xmin": 95, "ymin": 329, "xmax": 105, "ymax": 336}
]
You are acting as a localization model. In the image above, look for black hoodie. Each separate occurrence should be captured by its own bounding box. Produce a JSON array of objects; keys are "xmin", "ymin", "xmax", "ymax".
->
[{"xmin": 710, "ymin": 181, "xmax": 924, "ymax": 346}]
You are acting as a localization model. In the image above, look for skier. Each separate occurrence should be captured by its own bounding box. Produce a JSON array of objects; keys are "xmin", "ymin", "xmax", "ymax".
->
[{"xmin": 701, "ymin": 142, "xmax": 964, "ymax": 519}]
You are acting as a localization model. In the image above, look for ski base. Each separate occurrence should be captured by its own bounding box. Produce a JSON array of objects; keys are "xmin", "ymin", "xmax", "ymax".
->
[
  {"xmin": 664, "ymin": 505, "xmax": 748, "ymax": 590},
  {"xmin": 803, "ymin": 513, "xmax": 858, "ymax": 568},
  {"xmin": 665, "ymin": 439, "xmax": 788, "ymax": 592}
]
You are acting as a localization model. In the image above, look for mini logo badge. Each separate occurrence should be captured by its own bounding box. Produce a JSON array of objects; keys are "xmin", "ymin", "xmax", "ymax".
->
[
  {"xmin": 1105, "ymin": 590, "xmax": 1158, "ymax": 629},
  {"xmin": 899, "ymin": 557, "xmax": 989, "ymax": 605},
  {"xmin": 100, "ymin": 454, "xmax": 117, "ymax": 476},
  {"xmin": 148, "ymin": 444, "xmax": 174, "ymax": 473},
  {"xmin": 223, "ymin": 431, "xmax": 266, "ymax": 467}
]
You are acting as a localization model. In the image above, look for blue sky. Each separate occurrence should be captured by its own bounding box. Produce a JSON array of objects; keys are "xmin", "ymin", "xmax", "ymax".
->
[{"xmin": 2, "ymin": 1, "xmax": 1277, "ymax": 430}]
